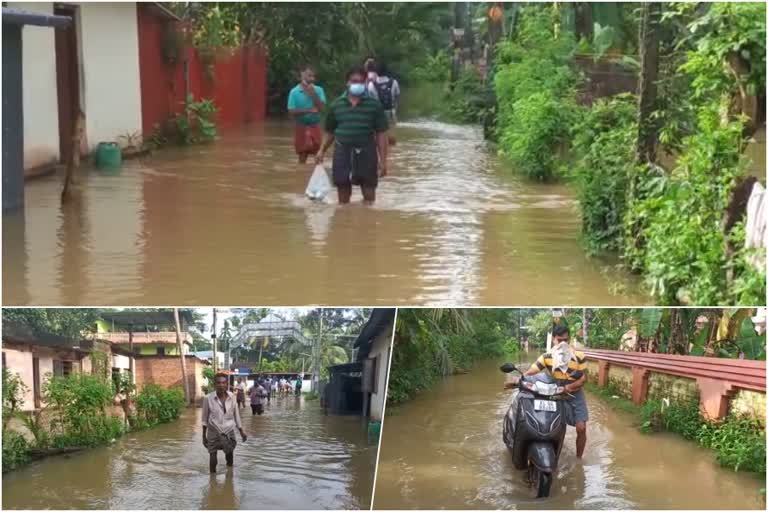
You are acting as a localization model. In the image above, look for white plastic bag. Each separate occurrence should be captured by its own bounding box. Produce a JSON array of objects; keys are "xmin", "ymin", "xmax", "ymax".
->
[{"xmin": 305, "ymin": 164, "xmax": 332, "ymax": 200}]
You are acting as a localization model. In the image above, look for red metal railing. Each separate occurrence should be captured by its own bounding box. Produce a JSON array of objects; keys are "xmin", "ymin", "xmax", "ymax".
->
[{"xmin": 583, "ymin": 349, "xmax": 766, "ymax": 392}]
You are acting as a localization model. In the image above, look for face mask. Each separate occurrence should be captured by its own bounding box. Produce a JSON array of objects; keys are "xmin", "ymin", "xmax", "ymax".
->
[
  {"xmin": 552, "ymin": 341, "xmax": 573, "ymax": 372},
  {"xmin": 348, "ymin": 83, "xmax": 366, "ymax": 96}
]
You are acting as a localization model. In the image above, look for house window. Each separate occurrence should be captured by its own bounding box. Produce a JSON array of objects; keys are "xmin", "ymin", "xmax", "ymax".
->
[
  {"xmin": 157, "ymin": 346, "xmax": 166, "ymax": 356},
  {"xmin": 53, "ymin": 360, "xmax": 73, "ymax": 378}
]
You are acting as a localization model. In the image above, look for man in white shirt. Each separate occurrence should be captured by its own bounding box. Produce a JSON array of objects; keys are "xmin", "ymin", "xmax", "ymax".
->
[{"xmin": 202, "ymin": 373, "xmax": 248, "ymax": 473}]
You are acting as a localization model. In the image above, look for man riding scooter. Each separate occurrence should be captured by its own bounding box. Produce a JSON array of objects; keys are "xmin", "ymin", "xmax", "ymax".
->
[{"xmin": 505, "ymin": 325, "xmax": 589, "ymax": 458}]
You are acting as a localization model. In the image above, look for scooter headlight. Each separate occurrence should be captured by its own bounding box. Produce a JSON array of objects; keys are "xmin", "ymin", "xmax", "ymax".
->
[
  {"xmin": 533, "ymin": 381, "xmax": 558, "ymax": 396},
  {"xmin": 522, "ymin": 381, "xmax": 535, "ymax": 391}
]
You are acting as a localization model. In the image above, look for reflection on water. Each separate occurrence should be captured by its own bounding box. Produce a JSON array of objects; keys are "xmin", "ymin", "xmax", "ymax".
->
[
  {"xmin": 2, "ymin": 397, "xmax": 376, "ymax": 510},
  {"xmin": 4, "ymin": 120, "xmax": 647, "ymax": 306},
  {"xmin": 374, "ymin": 358, "xmax": 765, "ymax": 510}
]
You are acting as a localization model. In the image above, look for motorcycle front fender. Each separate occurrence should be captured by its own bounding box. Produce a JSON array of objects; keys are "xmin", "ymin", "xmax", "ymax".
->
[{"xmin": 527, "ymin": 441, "xmax": 557, "ymax": 473}]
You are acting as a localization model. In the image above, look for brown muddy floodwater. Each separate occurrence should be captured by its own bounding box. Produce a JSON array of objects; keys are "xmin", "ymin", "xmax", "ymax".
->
[
  {"xmin": 3, "ymin": 120, "xmax": 647, "ymax": 306},
  {"xmin": 374, "ymin": 358, "xmax": 766, "ymax": 510},
  {"xmin": 2, "ymin": 396, "xmax": 376, "ymax": 510}
]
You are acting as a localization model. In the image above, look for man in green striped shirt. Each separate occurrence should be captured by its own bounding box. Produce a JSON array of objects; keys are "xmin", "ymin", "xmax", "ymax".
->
[{"xmin": 316, "ymin": 67, "xmax": 389, "ymax": 204}]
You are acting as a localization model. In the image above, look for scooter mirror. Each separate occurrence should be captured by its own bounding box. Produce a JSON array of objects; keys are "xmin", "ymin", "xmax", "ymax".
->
[{"xmin": 499, "ymin": 363, "xmax": 517, "ymax": 373}]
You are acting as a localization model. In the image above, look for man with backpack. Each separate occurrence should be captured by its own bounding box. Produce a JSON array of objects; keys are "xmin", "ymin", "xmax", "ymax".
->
[{"xmin": 372, "ymin": 63, "xmax": 401, "ymax": 126}]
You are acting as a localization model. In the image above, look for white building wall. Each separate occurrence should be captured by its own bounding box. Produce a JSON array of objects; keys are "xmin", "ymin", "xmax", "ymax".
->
[
  {"xmin": 369, "ymin": 325, "xmax": 393, "ymax": 421},
  {"xmin": 18, "ymin": 2, "xmax": 60, "ymax": 171},
  {"xmin": 78, "ymin": 2, "xmax": 143, "ymax": 150},
  {"xmin": 2, "ymin": 347, "xmax": 35, "ymax": 411}
]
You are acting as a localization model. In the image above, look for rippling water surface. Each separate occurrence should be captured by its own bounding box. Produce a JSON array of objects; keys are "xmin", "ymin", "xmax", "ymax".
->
[
  {"xmin": 2, "ymin": 396, "xmax": 376, "ymax": 509},
  {"xmin": 3, "ymin": 120, "xmax": 646, "ymax": 306},
  {"xmin": 374, "ymin": 358, "xmax": 766, "ymax": 510}
]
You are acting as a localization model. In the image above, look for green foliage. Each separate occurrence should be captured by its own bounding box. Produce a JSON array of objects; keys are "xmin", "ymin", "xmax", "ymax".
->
[
  {"xmin": 175, "ymin": 95, "xmax": 218, "ymax": 145},
  {"xmin": 202, "ymin": 367, "xmax": 215, "ymax": 382},
  {"xmin": 493, "ymin": 6, "xmax": 581, "ymax": 181},
  {"xmin": 639, "ymin": 308, "xmax": 663, "ymax": 339},
  {"xmin": 135, "ymin": 385, "xmax": 185, "ymax": 427},
  {"xmin": 737, "ymin": 316, "xmax": 766, "ymax": 360},
  {"xmin": 44, "ymin": 374, "xmax": 122, "ymax": 448},
  {"xmin": 3, "ymin": 309, "xmax": 101, "ymax": 341},
  {"xmin": 2, "ymin": 368, "xmax": 27, "ymax": 428},
  {"xmin": 388, "ymin": 309, "xmax": 511, "ymax": 404},
  {"xmin": 569, "ymin": 94, "xmax": 636, "ymax": 253},
  {"xmin": 628, "ymin": 107, "xmax": 757, "ymax": 304},
  {"xmin": 2, "ymin": 431, "xmax": 30, "ymax": 472},
  {"xmin": 595, "ymin": 385, "xmax": 766, "ymax": 475}
]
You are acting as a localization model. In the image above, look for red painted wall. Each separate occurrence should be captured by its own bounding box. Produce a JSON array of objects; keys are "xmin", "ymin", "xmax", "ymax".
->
[{"xmin": 137, "ymin": 5, "xmax": 267, "ymax": 135}]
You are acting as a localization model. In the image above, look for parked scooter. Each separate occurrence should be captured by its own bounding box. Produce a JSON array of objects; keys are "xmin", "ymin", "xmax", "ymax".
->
[{"xmin": 500, "ymin": 362, "xmax": 581, "ymax": 498}]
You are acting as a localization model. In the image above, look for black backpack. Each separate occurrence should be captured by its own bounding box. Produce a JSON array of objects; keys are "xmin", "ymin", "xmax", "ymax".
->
[{"xmin": 374, "ymin": 77, "xmax": 395, "ymax": 110}]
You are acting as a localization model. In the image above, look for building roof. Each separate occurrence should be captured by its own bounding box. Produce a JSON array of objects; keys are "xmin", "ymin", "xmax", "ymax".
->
[
  {"xmin": 353, "ymin": 309, "xmax": 396, "ymax": 360},
  {"xmin": 146, "ymin": 2, "xmax": 181, "ymax": 21},
  {"xmin": 2, "ymin": 322, "xmax": 94, "ymax": 352},
  {"xmin": 2, "ymin": 8, "xmax": 72, "ymax": 27},
  {"xmin": 99, "ymin": 310, "xmax": 194, "ymax": 328}
]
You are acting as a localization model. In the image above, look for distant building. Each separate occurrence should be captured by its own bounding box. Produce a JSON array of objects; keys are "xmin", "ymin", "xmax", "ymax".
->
[
  {"xmin": 97, "ymin": 311, "xmax": 193, "ymax": 357},
  {"xmin": 325, "ymin": 309, "xmax": 395, "ymax": 420}
]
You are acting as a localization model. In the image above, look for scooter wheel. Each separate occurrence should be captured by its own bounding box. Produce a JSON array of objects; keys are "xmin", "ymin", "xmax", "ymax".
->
[{"xmin": 534, "ymin": 470, "xmax": 552, "ymax": 498}]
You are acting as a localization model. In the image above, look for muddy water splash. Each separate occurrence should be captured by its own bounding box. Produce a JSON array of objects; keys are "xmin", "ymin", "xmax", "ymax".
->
[
  {"xmin": 374, "ymin": 358, "xmax": 765, "ymax": 510},
  {"xmin": 2, "ymin": 397, "xmax": 376, "ymax": 510},
  {"xmin": 3, "ymin": 120, "xmax": 647, "ymax": 306}
]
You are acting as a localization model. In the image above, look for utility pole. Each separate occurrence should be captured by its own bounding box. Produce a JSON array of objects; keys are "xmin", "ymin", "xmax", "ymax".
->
[
  {"xmin": 582, "ymin": 308, "xmax": 589, "ymax": 347},
  {"xmin": 313, "ymin": 310, "xmax": 322, "ymax": 393},
  {"xmin": 212, "ymin": 307, "xmax": 218, "ymax": 374},
  {"xmin": 174, "ymin": 308, "xmax": 191, "ymax": 405}
]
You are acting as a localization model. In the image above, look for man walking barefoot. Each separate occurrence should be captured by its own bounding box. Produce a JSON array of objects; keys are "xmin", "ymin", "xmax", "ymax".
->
[{"xmin": 202, "ymin": 374, "xmax": 248, "ymax": 473}]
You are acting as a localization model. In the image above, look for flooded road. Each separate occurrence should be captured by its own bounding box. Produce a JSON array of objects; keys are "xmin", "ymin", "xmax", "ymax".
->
[
  {"xmin": 3, "ymin": 122, "xmax": 649, "ymax": 306},
  {"xmin": 2, "ymin": 396, "xmax": 376, "ymax": 510},
  {"xmin": 3, "ymin": 120, "xmax": 647, "ymax": 306},
  {"xmin": 374, "ymin": 358, "xmax": 766, "ymax": 510}
]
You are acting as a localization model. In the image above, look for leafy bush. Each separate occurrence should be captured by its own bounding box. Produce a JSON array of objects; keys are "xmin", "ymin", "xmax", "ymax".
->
[
  {"xmin": 493, "ymin": 6, "xmax": 581, "ymax": 181},
  {"xmin": 627, "ymin": 107, "xmax": 759, "ymax": 304},
  {"xmin": 569, "ymin": 94, "xmax": 637, "ymax": 254},
  {"xmin": 135, "ymin": 385, "xmax": 185, "ymax": 427},
  {"xmin": 638, "ymin": 396, "xmax": 765, "ymax": 474},
  {"xmin": 2, "ymin": 431, "xmax": 30, "ymax": 472},
  {"xmin": 175, "ymin": 95, "xmax": 218, "ymax": 145},
  {"xmin": 44, "ymin": 374, "xmax": 123, "ymax": 447},
  {"xmin": 2, "ymin": 368, "xmax": 27, "ymax": 428}
]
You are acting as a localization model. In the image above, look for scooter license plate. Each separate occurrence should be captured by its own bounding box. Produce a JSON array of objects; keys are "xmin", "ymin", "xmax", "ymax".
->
[{"xmin": 534, "ymin": 400, "xmax": 557, "ymax": 412}]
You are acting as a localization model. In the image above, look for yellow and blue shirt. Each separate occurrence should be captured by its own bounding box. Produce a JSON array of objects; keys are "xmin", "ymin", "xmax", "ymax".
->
[{"xmin": 529, "ymin": 349, "xmax": 587, "ymax": 382}]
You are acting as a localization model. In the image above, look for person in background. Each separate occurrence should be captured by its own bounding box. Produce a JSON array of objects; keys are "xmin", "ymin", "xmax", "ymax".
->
[
  {"xmin": 202, "ymin": 373, "xmax": 248, "ymax": 473},
  {"xmin": 279, "ymin": 377, "xmax": 288, "ymax": 396},
  {"xmin": 364, "ymin": 57, "xmax": 379, "ymax": 101},
  {"xmin": 287, "ymin": 64, "xmax": 327, "ymax": 164},
  {"xmin": 294, "ymin": 375, "xmax": 303, "ymax": 396},
  {"xmin": 373, "ymin": 63, "xmax": 400, "ymax": 127},
  {"xmin": 235, "ymin": 378, "xmax": 246, "ymax": 410},
  {"xmin": 316, "ymin": 66, "xmax": 389, "ymax": 205},
  {"xmin": 271, "ymin": 376, "xmax": 278, "ymax": 398},
  {"xmin": 249, "ymin": 381, "xmax": 268, "ymax": 416},
  {"xmin": 263, "ymin": 375, "xmax": 273, "ymax": 404}
]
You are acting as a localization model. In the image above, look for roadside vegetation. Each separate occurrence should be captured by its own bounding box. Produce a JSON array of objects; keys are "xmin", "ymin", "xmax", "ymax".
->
[
  {"xmin": 387, "ymin": 309, "xmax": 521, "ymax": 405},
  {"xmin": 588, "ymin": 382, "xmax": 765, "ymax": 476}
]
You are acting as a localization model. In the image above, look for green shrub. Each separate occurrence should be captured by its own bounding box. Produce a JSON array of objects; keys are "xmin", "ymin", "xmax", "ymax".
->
[
  {"xmin": 2, "ymin": 431, "xmax": 30, "ymax": 472},
  {"xmin": 698, "ymin": 416, "xmax": 766, "ymax": 473},
  {"xmin": 175, "ymin": 94, "xmax": 218, "ymax": 145},
  {"xmin": 135, "ymin": 384, "xmax": 185, "ymax": 427},
  {"xmin": 627, "ymin": 106, "xmax": 760, "ymax": 304},
  {"xmin": 44, "ymin": 374, "xmax": 123, "ymax": 447},
  {"xmin": 569, "ymin": 94, "xmax": 637, "ymax": 254},
  {"xmin": 493, "ymin": 6, "xmax": 581, "ymax": 181}
]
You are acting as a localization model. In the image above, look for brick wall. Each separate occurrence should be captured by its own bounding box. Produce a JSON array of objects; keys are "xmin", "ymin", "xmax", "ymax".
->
[{"xmin": 133, "ymin": 355, "xmax": 205, "ymax": 402}]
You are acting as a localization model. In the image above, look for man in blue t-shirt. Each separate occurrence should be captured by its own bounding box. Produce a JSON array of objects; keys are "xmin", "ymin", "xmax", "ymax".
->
[{"xmin": 287, "ymin": 65, "xmax": 327, "ymax": 163}]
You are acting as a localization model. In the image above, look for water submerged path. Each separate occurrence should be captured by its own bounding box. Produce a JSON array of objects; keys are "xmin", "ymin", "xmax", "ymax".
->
[
  {"xmin": 2, "ymin": 396, "xmax": 376, "ymax": 510},
  {"xmin": 3, "ymin": 120, "xmax": 647, "ymax": 306},
  {"xmin": 374, "ymin": 358, "xmax": 765, "ymax": 510}
]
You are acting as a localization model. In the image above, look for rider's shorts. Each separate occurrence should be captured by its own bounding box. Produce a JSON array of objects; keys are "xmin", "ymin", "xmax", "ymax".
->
[{"xmin": 564, "ymin": 389, "xmax": 589, "ymax": 425}]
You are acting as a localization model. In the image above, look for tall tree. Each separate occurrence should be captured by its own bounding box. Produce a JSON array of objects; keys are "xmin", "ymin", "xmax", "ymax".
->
[{"xmin": 635, "ymin": 2, "xmax": 662, "ymax": 164}]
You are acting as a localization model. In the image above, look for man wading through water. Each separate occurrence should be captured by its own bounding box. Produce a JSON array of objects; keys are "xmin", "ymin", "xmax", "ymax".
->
[
  {"xmin": 202, "ymin": 374, "xmax": 248, "ymax": 473},
  {"xmin": 288, "ymin": 64, "xmax": 327, "ymax": 163},
  {"xmin": 316, "ymin": 66, "xmax": 389, "ymax": 204},
  {"xmin": 507, "ymin": 325, "xmax": 589, "ymax": 458}
]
